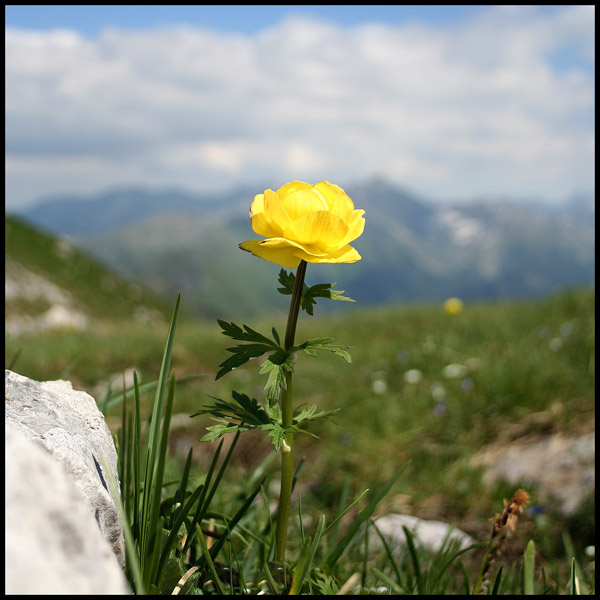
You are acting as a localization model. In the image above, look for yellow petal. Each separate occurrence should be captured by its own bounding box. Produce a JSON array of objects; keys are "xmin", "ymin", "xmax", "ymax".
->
[
  {"xmin": 249, "ymin": 193, "xmax": 265, "ymax": 217},
  {"xmin": 281, "ymin": 189, "xmax": 329, "ymax": 221},
  {"xmin": 329, "ymin": 190, "xmax": 356, "ymax": 222},
  {"xmin": 263, "ymin": 188, "xmax": 292, "ymax": 235},
  {"xmin": 284, "ymin": 210, "xmax": 348, "ymax": 247},
  {"xmin": 311, "ymin": 181, "xmax": 340, "ymax": 210},
  {"xmin": 277, "ymin": 181, "xmax": 312, "ymax": 197},
  {"xmin": 338, "ymin": 209, "xmax": 365, "ymax": 245},
  {"xmin": 249, "ymin": 193, "xmax": 278, "ymax": 237},
  {"xmin": 295, "ymin": 243, "xmax": 362, "ymax": 264},
  {"xmin": 239, "ymin": 239, "xmax": 302, "ymax": 269}
]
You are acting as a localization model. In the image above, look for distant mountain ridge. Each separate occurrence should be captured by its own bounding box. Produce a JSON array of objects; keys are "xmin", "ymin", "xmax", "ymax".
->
[
  {"xmin": 17, "ymin": 186, "xmax": 253, "ymax": 236},
  {"xmin": 11, "ymin": 179, "xmax": 595, "ymax": 319}
]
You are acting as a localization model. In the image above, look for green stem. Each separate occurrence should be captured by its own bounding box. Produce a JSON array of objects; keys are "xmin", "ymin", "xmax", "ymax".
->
[{"xmin": 275, "ymin": 260, "xmax": 307, "ymax": 565}]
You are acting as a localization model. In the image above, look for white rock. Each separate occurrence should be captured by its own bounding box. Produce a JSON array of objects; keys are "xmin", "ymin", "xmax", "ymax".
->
[
  {"xmin": 471, "ymin": 433, "xmax": 595, "ymax": 515},
  {"xmin": 5, "ymin": 427, "xmax": 130, "ymax": 595},
  {"xmin": 372, "ymin": 514, "xmax": 476, "ymax": 552},
  {"xmin": 4, "ymin": 370, "xmax": 125, "ymax": 567}
]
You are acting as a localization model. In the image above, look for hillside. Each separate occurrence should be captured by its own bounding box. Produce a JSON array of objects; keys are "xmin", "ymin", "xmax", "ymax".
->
[
  {"xmin": 5, "ymin": 214, "xmax": 173, "ymax": 335},
  {"xmin": 11, "ymin": 179, "xmax": 595, "ymax": 319}
]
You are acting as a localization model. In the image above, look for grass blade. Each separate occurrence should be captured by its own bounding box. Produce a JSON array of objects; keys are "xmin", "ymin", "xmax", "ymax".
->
[
  {"xmin": 427, "ymin": 540, "xmax": 486, "ymax": 594},
  {"xmin": 140, "ymin": 294, "xmax": 180, "ymax": 567},
  {"xmin": 491, "ymin": 565, "xmax": 504, "ymax": 595},
  {"xmin": 156, "ymin": 481, "xmax": 205, "ymax": 587},
  {"xmin": 369, "ymin": 518, "xmax": 404, "ymax": 590},
  {"xmin": 324, "ymin": 487, "xmax": 370, "ymax": 536},
  {"xmin": 147, "ymin": 373, "xmax": 177, "ymax": 584},
  {"xmin": 570, "ymin": 558, "xmax": 578, "ymax": 595},
  {"xmin": 371, "ymin": 567, "xmax": 404, "ymax": 594},
  {"xmin": 132, "ymin": 371, "xmax": 142, "ymax": 539},
  {"xmin": 185, "ymin": 430, "xmax": 242, "ymax": 553},
  {"xmin": 196, "ymin": 524, "xmax": 226, "ymax": 595},
  {"xmin": 403, "ymin": 525, "xmax": 423, "ymax": 595},
  {"xmin": 289, "ymin": 514, "xmax": 326, "ymax": 594},
  {"xmin": 325, "ymin": 463, "xmax": 407, "ymax": 568},
  {"xmin": 197, "ymin": 476, "xmax": 266, "ymax": 572},
  {"xmin": 102, "ymin": 457, "xmax": 146, "ymax": 595},
  {"xmin": 523, "ymin": 539, "xmax": 535, "ymax": 595}
]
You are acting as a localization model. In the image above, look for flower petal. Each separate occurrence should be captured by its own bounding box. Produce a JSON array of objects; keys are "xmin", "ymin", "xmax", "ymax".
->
[
  {"xmin": 249, "ymin": 193, "xmax": 278, "ymax": 238},
  {"xmin": 328, "ymin": 188, "xmax": 356, "ymax": 221},
  {"xmin": 338, "ymin": 209, "xmax": 366, "ymax": 246},
  {"xmin": 284, "ymin": 210, "xmax": 348, "ymax": 247},
  {"xmin": 281, "ymin": 189, "xmax": 329, "ymax": 221},
  {"xmin": 277, "ymin": 181, "xmax": 312, "ymax": 197},
  {"xmin": 294, "ymin": 243, "xmax": 362, "ymax": 264},
  {"xmin": 239, "ymin": 239, "xmax": 302, "ymax": 269},
  {"xmin": 311, "ymin": 181, "xmax": 340, "ymax": 210},
  {"xmin": 262, "ymin": 188, "xmax": 293, "ymax": 235}
]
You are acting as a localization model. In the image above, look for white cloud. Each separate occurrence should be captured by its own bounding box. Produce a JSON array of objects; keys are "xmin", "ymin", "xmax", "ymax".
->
[{"xmin": 5, "ymin": 5, "xmax": 595, "ymax": 209}]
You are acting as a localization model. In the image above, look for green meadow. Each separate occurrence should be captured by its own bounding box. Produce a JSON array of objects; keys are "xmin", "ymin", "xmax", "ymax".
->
[{"xmin": 5, "ymin": 279, "xmax": 595, "ymax": 593}]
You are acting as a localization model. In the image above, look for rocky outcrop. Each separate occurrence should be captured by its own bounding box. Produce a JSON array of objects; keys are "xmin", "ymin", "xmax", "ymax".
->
[{"xmin": 4, "ymin": 370, "xmax": 129, "ymax": 594}]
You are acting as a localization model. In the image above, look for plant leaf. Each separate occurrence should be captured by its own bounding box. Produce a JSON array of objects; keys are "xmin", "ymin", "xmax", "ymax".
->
[
  {"xmin": 277, "ymin": 269, "xmax": 355, "ymax": 316},
  {"xmin": 215, "ymin": 320, "xmax": 282, "ymax": 380},
  {"xmin": 296, "ymin": 337, "xmax": 352, "ymax": 363},
  {"xmin": 259, "ymin": 354, "xmax": 293, "ymax": 404}
]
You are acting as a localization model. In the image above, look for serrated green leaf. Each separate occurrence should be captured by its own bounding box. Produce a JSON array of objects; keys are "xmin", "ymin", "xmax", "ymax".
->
[
  {"xmin": 272, "ymin": 327, "xmax": 281, "ymax": 346},
  {"xmin": 263, "ymin": 424, "xmax": 287, "ymax": 451},
  {"xmin": 200, "ymin": 419, "xmax": 242, "ymax": 443},
  {"xmin": 215, "ymin": 320, "xmax": 282, "ymax": 379},
  {"xmin": 217, "ymin": 320, "xmax": 278, "ymax": 347},
  {"xmin": 293, "ymin": 404, "xmax": 340, "ymax": 427},
  {"xmin": 192, "ymin": 391, "xmax": 272, "ymax": 426},
  {"xmin": 260, "ymin": 359, "xmax": 288, "ymax": 404},
  {"xmin": 277, "ymin": 269, "xmax": 355, "ymax": 316},
  {"xmin": 260, "ymin": 353, "xmax": 294, "ymax": 404},
  {"xmin": 277, "ymin": 269, "xmax": 296, "ymax": 295},
  {"xmin": 296, "ymin": 337, "xmax": 352, "ymax": 363}
]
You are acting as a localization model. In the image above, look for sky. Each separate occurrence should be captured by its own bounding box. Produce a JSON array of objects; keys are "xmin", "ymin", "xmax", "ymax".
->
[{"xmin": 5, "ymin": 5, "xmax": 595, "ymax": 210}]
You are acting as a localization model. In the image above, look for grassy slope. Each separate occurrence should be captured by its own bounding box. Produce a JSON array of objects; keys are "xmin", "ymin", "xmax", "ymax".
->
[{"xmin": 5, "ymin": 214, "xmax": 173, "ymax": 323}]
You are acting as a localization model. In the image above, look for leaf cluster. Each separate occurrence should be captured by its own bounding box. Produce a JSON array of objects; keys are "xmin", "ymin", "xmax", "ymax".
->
[
  {"xmin": 192, "ymin": 390, "xmax": 340, "ymax": 451},
  {"xmin": 214, "ymin": 321, "xmax": 351, "ymax": 405},
  {"xmin": 277, "ymin": 269, "xmax": 354, "ymax": 315}
]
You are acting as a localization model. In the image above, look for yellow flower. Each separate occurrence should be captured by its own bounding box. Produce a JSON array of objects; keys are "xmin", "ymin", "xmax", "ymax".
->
[
  {"xmin": 239, "ymin": 181, "xmax": 365, "ymax": 269},
  {"xmin": 443, "ymin": 297, "xmax": 464, "ymax": 315}
]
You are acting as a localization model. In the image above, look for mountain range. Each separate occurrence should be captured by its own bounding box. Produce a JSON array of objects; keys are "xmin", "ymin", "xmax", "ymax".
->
[{"xmin": 11, "ymin": 179, "xmax": 595, "ymax": 319}]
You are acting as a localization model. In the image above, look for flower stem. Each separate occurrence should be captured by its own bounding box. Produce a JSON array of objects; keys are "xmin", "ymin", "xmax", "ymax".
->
[{"xmin": 275, "ymin": 260, "xmax": 307, "ymax": 564}]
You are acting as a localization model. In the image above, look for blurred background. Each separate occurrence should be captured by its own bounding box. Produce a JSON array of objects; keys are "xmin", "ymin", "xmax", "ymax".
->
[
  {"xmin": 5, "ymin": 5, "xmax": 594, "ymax": 319},
  {"xmin": 4, "ymin": 4, "xmax": 595, "ymax": 569}
]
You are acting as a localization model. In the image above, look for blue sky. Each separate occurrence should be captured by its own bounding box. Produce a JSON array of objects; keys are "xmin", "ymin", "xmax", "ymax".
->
[
  {"xmin": 5, "ymin": 5, "xmax": 595, "ymax": 209},
  {"xmin": 5, "ymin": 5, "xmax": 491, "ymax": 36}
]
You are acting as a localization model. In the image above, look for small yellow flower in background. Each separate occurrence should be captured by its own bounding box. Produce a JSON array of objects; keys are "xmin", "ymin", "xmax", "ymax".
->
[
  {"xmin": 443, "ymin": 297, "xmax": 463, "ymax": 315},
  {"xmin": 239, "ymin": 181, "xmax": 365, "ymax": 269}
]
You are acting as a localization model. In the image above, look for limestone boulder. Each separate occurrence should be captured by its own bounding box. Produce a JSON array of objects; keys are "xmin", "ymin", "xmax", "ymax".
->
[
  {"xmin": 5, "ymin": 427, "xmax": 130, "ymax": 594},
  {"xmin": 4, "ymin": 370, "xmax": 125, "ymax": 569}
]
